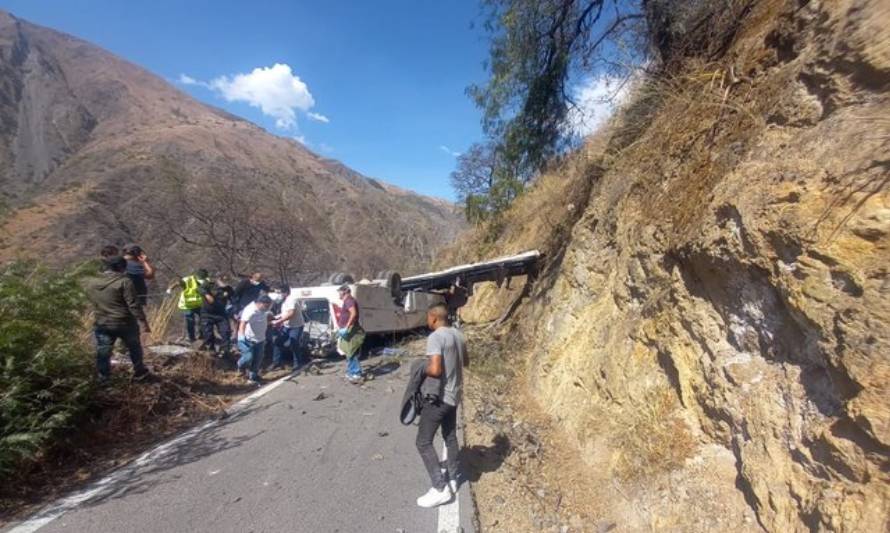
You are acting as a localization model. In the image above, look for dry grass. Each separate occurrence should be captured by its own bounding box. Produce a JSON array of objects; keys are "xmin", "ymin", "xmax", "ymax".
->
[
  {"xmin": 608, "ymin": 386, "xmax": 696, "ymax": 482},
  {"xmin": 146, "ymin": 295, "xmax": 179, "ymax": 344}
]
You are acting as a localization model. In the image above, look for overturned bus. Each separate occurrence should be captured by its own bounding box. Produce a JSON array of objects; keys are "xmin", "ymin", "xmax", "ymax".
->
[
  {"xmin": 293, "ymin": 250, "xmax": 541, "ymax": 357},
  {"xmin": 294, "ymin": 276, "xmax": 444, "ymax": 357}
]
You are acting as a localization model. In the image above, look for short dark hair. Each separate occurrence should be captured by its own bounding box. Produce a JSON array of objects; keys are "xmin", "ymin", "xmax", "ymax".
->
[
  {"xmin": 272, "ymin": 282, "xmax": 290, "ymax": 293},
  {"xmin": 103, "ymin": 256, "xmax": 127, "ymax": 272},
  {"xmin": 256, "ymin": 295, "xmax": 273, "ymax": 305},
  {"xmin": 100, "ymin": 245, "xmax": 119, "ymax": 258},
  {"xmin": 427, "ymin": 302, "xmax": 449, "ymax": 323},
  {"xmin": 195, "ymin": 268, "xmax": 209, "ymax": 279},
  {"xmin": 123, "ymin": 244, "xmax": 142, "ymax": 256}
]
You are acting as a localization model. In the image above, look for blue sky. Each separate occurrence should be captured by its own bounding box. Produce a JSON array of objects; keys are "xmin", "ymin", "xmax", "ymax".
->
[{"xmin": 1, "ymin": 0, "xmax": 493, "ymax": 200}]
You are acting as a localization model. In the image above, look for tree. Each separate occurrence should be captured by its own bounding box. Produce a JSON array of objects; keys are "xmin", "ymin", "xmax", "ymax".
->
[
  {"xmin": 469, "ymin": 0, "xmax": 645, "ymax": 180},
  {"xmin": 450, "ymin": 142, "xmax": 525, "ymax": 223}
]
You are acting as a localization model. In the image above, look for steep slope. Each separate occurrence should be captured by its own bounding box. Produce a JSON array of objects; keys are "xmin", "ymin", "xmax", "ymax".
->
[
  {"xmin": 0, "ymin": 11, "xmax": 463, "ymax": 279},
  {"xmin": 448, "ymin": 0, "xmax": 889, "ymax": 531}
]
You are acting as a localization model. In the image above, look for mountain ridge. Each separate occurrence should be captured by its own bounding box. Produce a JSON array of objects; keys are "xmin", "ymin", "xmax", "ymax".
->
[{"xmin": 0, "ymin": 10, "xmax": 463, "ymax": 280}]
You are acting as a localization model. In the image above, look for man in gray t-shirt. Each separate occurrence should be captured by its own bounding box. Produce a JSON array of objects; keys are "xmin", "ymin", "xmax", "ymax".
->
[
  {"xmin": 414, "ymin": 302, "xmax": 469, "ymax": 508},
  {"xmin": 426, "ymin": 319, "xmax": 467, "ymax": 406}
]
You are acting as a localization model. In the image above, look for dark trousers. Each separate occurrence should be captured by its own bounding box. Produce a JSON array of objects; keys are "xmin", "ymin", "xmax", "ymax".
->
[
  {"xmin": 201, "ymin": 314, "xmax": 231, "ymax": 353},
  {"xmin": 95, "ymin": 324, "xmax": 147, "ymax": 378},
  {"xmin": 272, "ymin": 326, "xmax": 305, "ymax": 367},
  {"xmin": 416, "ymin": 399, "xmax": 459, "ymax": 490},
  {"xmin": 182, "ymin": 308, "xmax": 200, "ymax": 341}
]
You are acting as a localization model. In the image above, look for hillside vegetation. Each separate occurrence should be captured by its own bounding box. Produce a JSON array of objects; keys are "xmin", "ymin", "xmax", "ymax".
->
[
  {"xmin": 0, "ymin": 11, "xmax": 463, "ymax": 280},
  {"xmin": 449, "ymin": 0, "xmax": 890, "ymax": 530}
]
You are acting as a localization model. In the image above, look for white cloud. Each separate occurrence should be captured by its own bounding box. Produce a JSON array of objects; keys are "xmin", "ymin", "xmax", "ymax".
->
[
  {"xmin": 178, "ymin": 74, "xmax": 210, "ymax": 88},
  {"xmin": 307, "ymin": 112, "xmax": 330, "ymax": 123},
  {"xmin": 439, "ymin": 145, "xmax": 461, "ymax": 157},
  {"xmin": 293, "ymin": 135, "xmax": 308, "ymax": 145},
  {"xmin": 565, "ymin": 75, "xmax": 630, "ymax": 137},
  {"xmin": 190, "ymin": 63, "xmax": 315, "ymax": 130}
]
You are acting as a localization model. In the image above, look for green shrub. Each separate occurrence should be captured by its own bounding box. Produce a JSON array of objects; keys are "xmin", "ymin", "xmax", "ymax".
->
[{"xmin": 0, "ymin": 262, "xmax": 97, "ymax": 478}]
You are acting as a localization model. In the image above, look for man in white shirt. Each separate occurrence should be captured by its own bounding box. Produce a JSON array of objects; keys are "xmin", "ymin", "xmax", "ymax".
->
[
  {"xmin": 271, "ymin": 285, "xmax": 306, "ymax": 369},
  {"xmin": 237, "ymin": 294, "xmax": 273, "ymax": 384}
]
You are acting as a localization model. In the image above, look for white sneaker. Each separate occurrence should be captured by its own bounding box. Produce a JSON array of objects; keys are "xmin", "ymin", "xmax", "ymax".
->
[{"xmin": 416, "ymin": 486, "xmax": 453, "ymax": 508}]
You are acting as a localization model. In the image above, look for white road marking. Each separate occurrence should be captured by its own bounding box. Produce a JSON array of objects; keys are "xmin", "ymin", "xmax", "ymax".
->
[
  {"xmin": 437, "ymin": 430, "xmax": 463, "ymax": 533},
  {"xmin": 7, "ymin": 372, "xmax": 297, "ymax": 533}
]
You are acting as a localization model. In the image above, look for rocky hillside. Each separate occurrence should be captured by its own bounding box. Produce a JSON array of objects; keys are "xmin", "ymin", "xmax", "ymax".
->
[
  {"xmin": 449, "ymin": 0, "xmax": 889, "ymax": 530},
  {"xmin": 0, "ymin": 11, "xmax": 463, "ymax": 280}
]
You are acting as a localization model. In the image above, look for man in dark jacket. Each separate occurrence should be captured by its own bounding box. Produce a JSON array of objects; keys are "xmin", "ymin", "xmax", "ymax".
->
[
  {"xmin": 233, "ymin": 272, "xmax": 269, "ymax": 314},
  {"xmin": 84, "ymin": 256, "xmax": 152, "ymax": 382},
  {"xmin": 199, "ymin": 274, "xmax": 235, "ymax": 356}
]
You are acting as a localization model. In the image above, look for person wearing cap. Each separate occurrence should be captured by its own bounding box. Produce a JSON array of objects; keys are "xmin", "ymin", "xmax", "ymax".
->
[
  {"xmin": 122, "ymin": 244, "xmax": 156, "ymax": 307},
  {"xmin": 336, "ymin": 284, "xmax": 365, "ymax": 383},
  {"xmin": 168, "ymin": 268, "xmax": 210, "ymax": 343},
  {"xmin": 83, "ymin": 256, "xmax": 152, "ymax": 382},
  {"xmin": 237, "ymin": 294, "xmax": 273, "ymax": 384}
]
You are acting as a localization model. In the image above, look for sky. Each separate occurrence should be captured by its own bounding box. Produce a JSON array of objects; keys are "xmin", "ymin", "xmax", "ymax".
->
[
  {"xmin": 1, "ymin": 1, "xmax": 625, "ymax": 201},
  {"xmin": 0, "ymin": 0, "xmax": 499, "ymax": 200}
]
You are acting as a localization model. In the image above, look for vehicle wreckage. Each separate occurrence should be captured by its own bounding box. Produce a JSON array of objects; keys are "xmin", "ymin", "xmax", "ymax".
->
[{"xmin": 293, "ymin": 250, "xmax": 541, "ymax": 357}]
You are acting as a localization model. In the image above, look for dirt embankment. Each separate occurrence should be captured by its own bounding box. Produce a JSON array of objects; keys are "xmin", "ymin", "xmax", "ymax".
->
[{"xmin": 452, "ymin": 1, "xmax": 890, "ymax": 531}]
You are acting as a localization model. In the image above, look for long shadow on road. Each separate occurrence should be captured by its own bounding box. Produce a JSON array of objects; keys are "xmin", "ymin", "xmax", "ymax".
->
[{"xmin": 79, "ymin": 402, "xmax": 273, "ymax": 509}]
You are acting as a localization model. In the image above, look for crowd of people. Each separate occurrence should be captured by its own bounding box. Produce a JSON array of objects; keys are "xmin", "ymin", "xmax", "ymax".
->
[
  {"xmin": 83, "ymin": 245, "xmax": 365, "ymax": 386},
  {"xmin": 83, "ymin": 244, "xmax": 469, "ymax": 510}
]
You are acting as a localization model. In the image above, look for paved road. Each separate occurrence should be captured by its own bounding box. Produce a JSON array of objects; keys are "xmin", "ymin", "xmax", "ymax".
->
[{"xmin": 5, "ymin": 358, "xmax": 474, "ymax": 533}]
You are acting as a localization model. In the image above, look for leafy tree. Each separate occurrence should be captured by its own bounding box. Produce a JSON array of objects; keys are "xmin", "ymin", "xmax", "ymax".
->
[
  {"xmin": 450, "ymin": 142, "xmax": 526, "ymax": 223},
  {"xmin": 0, "ymin": 262, "xmax": 97, "ymax": 478},
  {"xmin": 468, "ymin": 0, "xmax": 644, "ymax": 181}
]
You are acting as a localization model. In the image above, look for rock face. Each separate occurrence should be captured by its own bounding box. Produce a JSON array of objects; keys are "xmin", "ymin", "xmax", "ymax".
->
[
  {"xmin": 0, "ymin": 11, "xmax": 463, "ymax": 279},
  {"xmin": 451, "ymin": 0, "xmax": 889, "ymax": 530}
]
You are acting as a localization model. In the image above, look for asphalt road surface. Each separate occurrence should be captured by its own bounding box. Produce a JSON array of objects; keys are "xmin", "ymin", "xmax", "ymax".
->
[{"xmin": 5, "ymin": 357, "xmax": 474, "ymax": 533}]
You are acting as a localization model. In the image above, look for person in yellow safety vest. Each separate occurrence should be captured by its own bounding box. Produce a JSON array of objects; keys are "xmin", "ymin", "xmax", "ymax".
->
[{"xmin": 167, "ymin": 268, "xmax": 209, "ymax": 342}]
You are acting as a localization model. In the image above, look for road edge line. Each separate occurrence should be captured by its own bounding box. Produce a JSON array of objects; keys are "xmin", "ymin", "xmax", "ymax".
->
[
  {"xmin": 6, "ymin": 371, "xmax": 299, "ymax": 533},
  {"xmin": 437, "ymin": 401, "xmax": 475, "ymax": 533}
]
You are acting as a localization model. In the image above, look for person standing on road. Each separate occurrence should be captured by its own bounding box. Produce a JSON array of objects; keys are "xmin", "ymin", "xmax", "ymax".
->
[
  {"xmin": 168, "ymin": 268, "xmax": 209, "ymax": 343},
  {"xmin": 415, "ymin": 302, "xmax": 468, "ymax": 508},
  {"xmin": 84, "ymin": 255, "xmax": 152, "ymax": 383},
  {"xmin": 336, "ymin": 284, "xmax": 365, "ymax": 383},
  {"xmin": 199, "ymin": 274, "xmax": 235, "ymax": 356},
  {"xmin": 237, "ymin": 294, "xmax": 273, "ymax": 385},
  {"xmin": 122, "ymin": 244, "xmax": 156, "ymax": 307},
  {"xmin": 271, "ymin": 284, "xmax": 306, "ymax": 370}
]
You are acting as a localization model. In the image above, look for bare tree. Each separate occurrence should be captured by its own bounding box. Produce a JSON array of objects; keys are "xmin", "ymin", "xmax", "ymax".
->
[{"xmin": 142, "ymin": 160, "xmax": 310, "ymax": 283}]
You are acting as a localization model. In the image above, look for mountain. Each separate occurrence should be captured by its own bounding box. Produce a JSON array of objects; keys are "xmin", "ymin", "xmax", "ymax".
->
[{"xmin": 0, "ymin": 11, "xmax": 463, "ymax": 281}]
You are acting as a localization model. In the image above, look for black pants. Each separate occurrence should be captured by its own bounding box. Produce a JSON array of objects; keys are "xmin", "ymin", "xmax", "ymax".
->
[
  {"xmin": 415, "ymin": 399, "xmax": 459, "ymax": 490},
  {"xmin": 201, "ymin": 314, "xmax": 231, "ymax": 353},
  {"xmin": 95, "ymin": 323, "xmax": 147, "ymax": 378}
]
